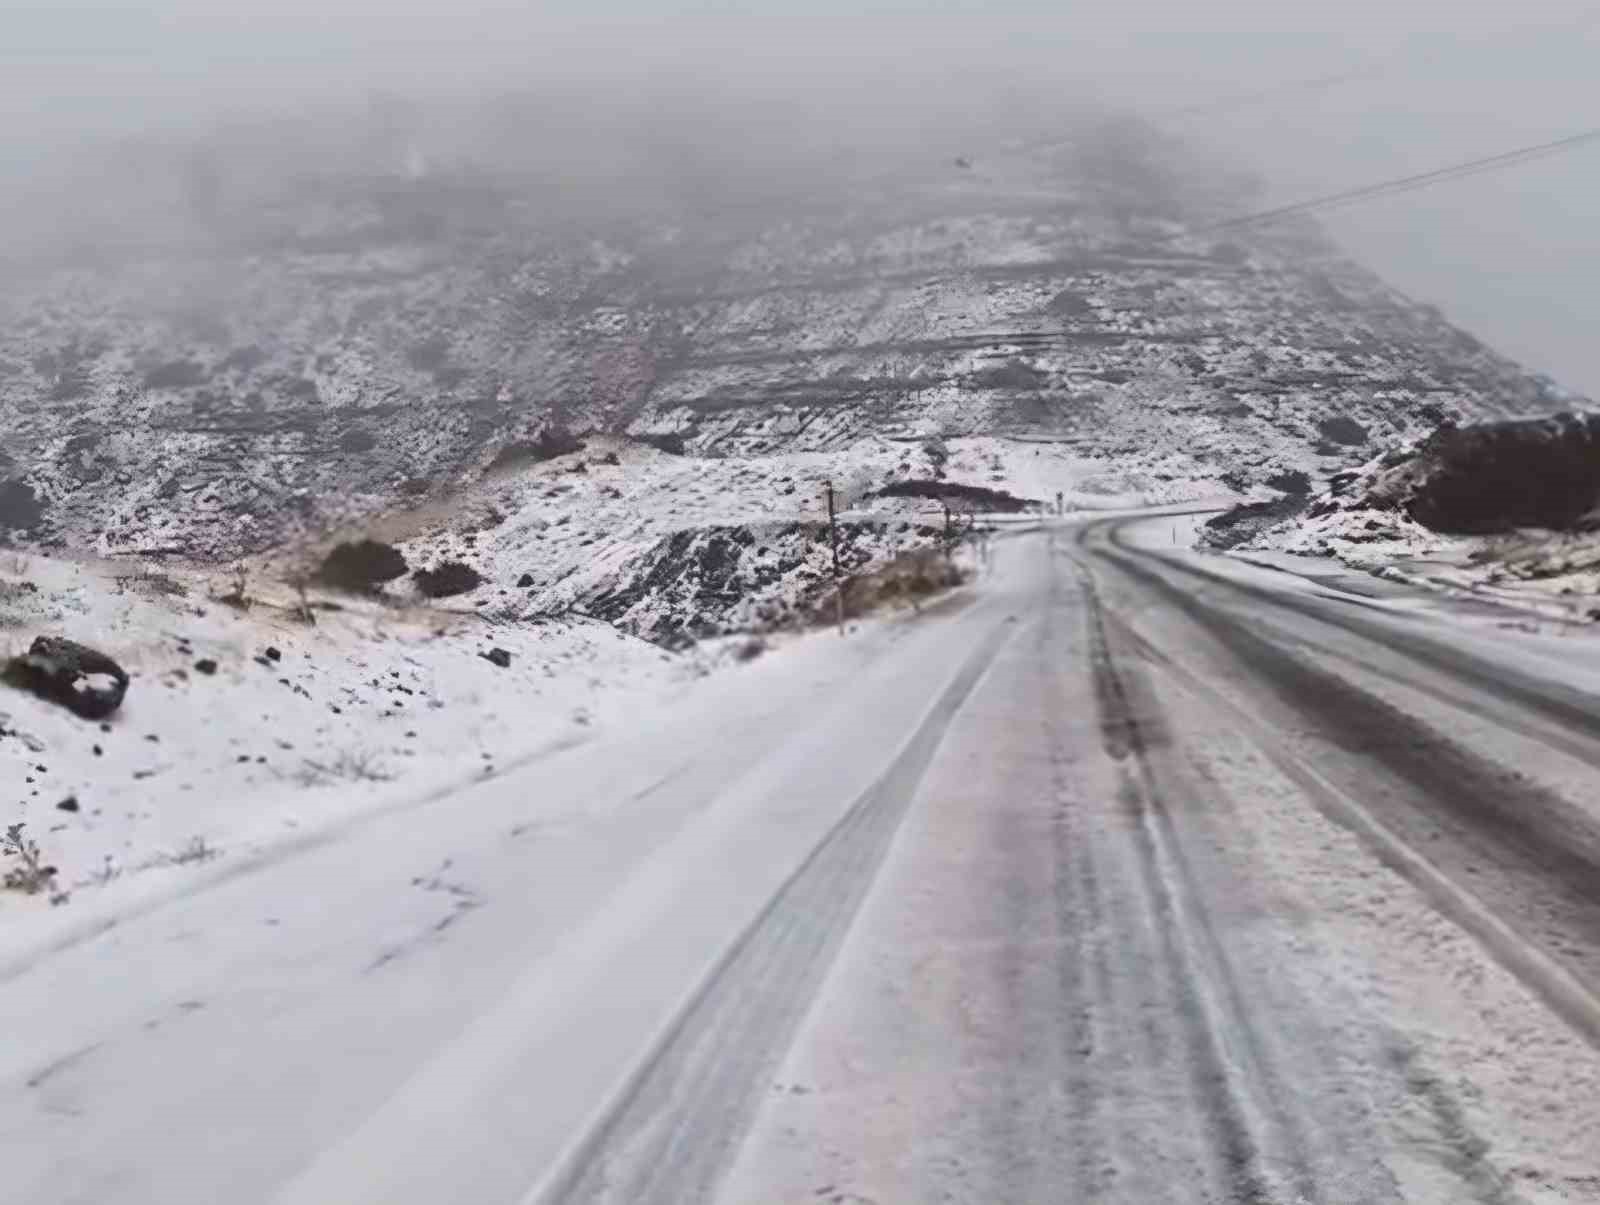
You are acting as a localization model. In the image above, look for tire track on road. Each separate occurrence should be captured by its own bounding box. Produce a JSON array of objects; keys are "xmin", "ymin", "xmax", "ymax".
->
[
  {"xmin": 530, "ymin": 616, "xmax": 1019, "ymax": 1205},
  {"xmin": 1079, "ymin": 562, "xmax": 1331, "ymax": 1204},
  {"xmin": 1080, "ymin": 521, "xmax": 1600, "ymax": 1056},
  {"xmin": 1102, "ymin": 521, "xmax": 1600, "ymax": 744}
]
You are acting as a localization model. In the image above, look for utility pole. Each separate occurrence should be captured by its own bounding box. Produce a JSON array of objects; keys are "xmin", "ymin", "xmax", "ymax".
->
[{"xmin": 824, "ymin": 479, "xmax": 844, "ymax": 636}]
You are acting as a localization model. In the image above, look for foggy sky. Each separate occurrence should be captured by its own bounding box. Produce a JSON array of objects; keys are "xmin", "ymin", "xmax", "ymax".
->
[{"xmin": 3, "ymin": 0, "xmax": 1596, "ymax": 395}]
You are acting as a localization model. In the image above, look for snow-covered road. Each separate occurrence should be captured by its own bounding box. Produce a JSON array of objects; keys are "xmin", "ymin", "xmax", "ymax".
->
[{"xmin": 5, "ymin": 520, "xmax": 1600, "ymax": 1203}]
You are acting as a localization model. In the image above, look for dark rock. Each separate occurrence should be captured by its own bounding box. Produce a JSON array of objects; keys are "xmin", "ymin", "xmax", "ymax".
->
[
  {"xmin": 3, "ymin": 637, "xmax": 130, "ymax": 720},
  {"xmin": 1417, "ymin": 401, "xmax": 1455, "ymax": 428},
  {"xmin": 1325, "ymin": 470, "xmax": 1362, "ymax": 497},
  {"xmin": 1398, "ymin": 412, "xmax": 1600, "ymax": 534},
  {"xmin": 264, "ymin": 647, "xmax": 282, "ymax": 662},
  {"xmin": 481, "ymin": 647, "xmax": 512, "ymax": 668},
  {"xmin": 194, "ymin": 658, "xmax": 218, "ymax": 675},
  {"xmin": 57, "ymin": 796, "xmax": 79, "ymax": 813},
  {"xmin": 517, "ymin": 573, "xmax": 535, "ymax": 588}
]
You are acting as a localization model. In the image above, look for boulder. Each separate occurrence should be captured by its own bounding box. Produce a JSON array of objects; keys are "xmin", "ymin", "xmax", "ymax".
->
[
  {"xmin": 1323, "ymin": 412, "xmax": 1600, "ymax": 535},
  {"xmin": 1404, "ymin": 413, "xmax": 1600, "ymax": 533},
  {"xmin": 3, "ymin": 637, "xmax": 130, "ymax": 720}
]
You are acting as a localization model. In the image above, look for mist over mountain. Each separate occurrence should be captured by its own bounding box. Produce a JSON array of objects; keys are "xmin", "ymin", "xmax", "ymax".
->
[{"xmin": 0, "ymin": 84, "xmax": 1568, "ymax": 558}]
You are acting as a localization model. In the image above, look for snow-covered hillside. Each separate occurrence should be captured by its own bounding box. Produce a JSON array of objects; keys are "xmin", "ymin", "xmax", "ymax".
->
[
  {"xmin": 0, "ymin": 116, "xmax": 1570, "ymax": 562},
  {"xmin": 3, "ymin": 107, "xmax": 1589, "ymax": 899}
]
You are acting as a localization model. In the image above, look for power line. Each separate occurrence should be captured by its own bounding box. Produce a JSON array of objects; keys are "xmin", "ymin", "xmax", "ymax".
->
[
  {"xmin": 1016, "ymin": 12, "xmax": 1600, "ymax": 158},
  {"xmin": 1161, "ymin": 10, "xmax": 1600, "ymax": 124},
  {"xmin": 1177, "ymin": 124, "xmax": 1600, "ymax": 240}
]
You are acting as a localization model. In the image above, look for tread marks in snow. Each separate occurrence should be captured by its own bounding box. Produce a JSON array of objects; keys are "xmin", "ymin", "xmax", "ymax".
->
[
  {"xmin": 534, "ymin": 616, "xmax": 1018, "ymax": 1205},
  {"xmin": 1094, "ymin": 532, "xmax": 1600, "ymax": 989},
  {"xmin": 1079, "ymin": 563, "xmax": 1323, "ymax": 1204}
]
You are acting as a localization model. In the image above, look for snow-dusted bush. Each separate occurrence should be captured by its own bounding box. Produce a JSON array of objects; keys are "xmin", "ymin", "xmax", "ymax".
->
[{"xmin": 316, "ymin": 540, "xmax": 408, "ymax": 593}]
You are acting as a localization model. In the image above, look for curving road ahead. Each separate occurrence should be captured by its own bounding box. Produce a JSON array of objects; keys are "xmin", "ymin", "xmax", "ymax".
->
[
  {"xmin": 4, "ymin": 516, "xmax": 1600, "ymax": 1204},
  {"xmin": 717, "ymin": 515, "xmax": 1600, "ymax": 1205}
]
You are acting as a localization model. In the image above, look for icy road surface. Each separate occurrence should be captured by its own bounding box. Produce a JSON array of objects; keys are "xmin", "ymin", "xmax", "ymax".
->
[{"xmin": 5, "ymin": 519, "xmax": 1600, "ymax": 1203}]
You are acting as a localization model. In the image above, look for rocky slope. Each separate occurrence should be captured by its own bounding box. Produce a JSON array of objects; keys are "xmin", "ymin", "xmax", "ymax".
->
[
  {"xmin": 0, "ymin": 110, "xmax": 1570, "ymax": 564},
  {"xmin": 1215, "ymin": 412, "xmax": 1600, "ymax": 622}
]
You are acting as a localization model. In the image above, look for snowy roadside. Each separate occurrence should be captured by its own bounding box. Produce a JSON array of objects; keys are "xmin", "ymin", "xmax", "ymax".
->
[
  {"xmin": 0, "ymin": 525, "xmax": 994, "ymax": 948},
  {"xmin": 1256, "ymin": 513, "xmax": 1600, "ymax": 628},
  {"xmin": 0, "ymin": 552, "xmax": 685, "ymax": 911},
  {"xmin": 1211, "ymin": 414, "xmax": 1600, "ymax": 628},
  {"xmin": 1118, "ymin": 512, "xmax": 1600, "ymax": 702},
  {"xmin": 0, "ymin": 420, "xmax": 1220, "ymax": 924}
]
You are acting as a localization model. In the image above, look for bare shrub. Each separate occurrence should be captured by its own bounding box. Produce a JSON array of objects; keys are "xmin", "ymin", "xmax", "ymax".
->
[
  {"xmin": 2, "ymin": 823, "xmax": 57, "ymax": 894},
  {"xmin": 486, "ymin": 427, "xmax": 585, "ymax": 471},
  {"xmin": 295, "ymin": 748, "xmax": 393, "ymax": 787},
  {"xmin": 85, "ymin": 855, "xmax": 122, "ymax": 887},
  {"xmin": 218, "ymin": 563, "xmax": 252, "ymax": 611},
  {"xmin": 838, "ymin": 549, "xmax": 964, "ymax": 620},
  {"xmin": 116, "ymin": 570, "xmax": 189, "ymax": 599},
  {"xmin": 733, "ymin": 636, "xmax": 768, "ymax": 662},
  {"xmin": 290, "ymin": 578, "xmax": 317, "ymax": 624},
  {"xmin": 154, "ymin": 836, "xmax": 219, "ymax": 867}
]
